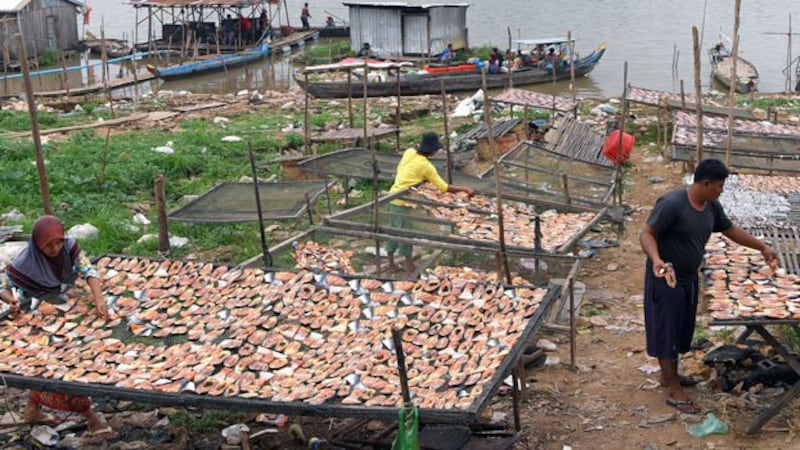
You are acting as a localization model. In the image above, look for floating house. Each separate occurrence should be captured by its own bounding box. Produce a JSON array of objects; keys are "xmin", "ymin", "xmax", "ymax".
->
[
  {"xmin": 344, "ymin": 2, "xmax": 468, "ymax": 58},
  {"xmin": 0, "ymin": 0, "xmax": 84, "ymax": 61}
]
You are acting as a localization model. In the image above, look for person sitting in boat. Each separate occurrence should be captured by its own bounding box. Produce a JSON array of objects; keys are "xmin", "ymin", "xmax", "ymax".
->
[
  {"xmin": 440, "ymin": 43, "xmax": 455, "ymax": 64},
  {"xmin": 238, "ymin": 14, "xmax": 253, "ymax": 43},
  {"xmin": 258, "ymin": 10, "xmax": 272, "ymax": 40},
  {"xmin": 545, "ymin": 47, "xmax": 560, "ymax": 69},
  {"xmin": 325, "ymin": 16, "xmax": 336, "ymax": 27},
  {"xmin": 356, "ymin": 42, "xmax": 375, "ymax": 58},
  {"xmin": 488, "ymin": 47, "xmax": 503, "ymax": 74},
  {"xmin": 386, "ymin": 133, "xmax": 475, "ymax": 272},
  {"xmin": 0, "ymin": 216, "xmax": 115, "ymax": 438},
  {"xmin": 711, "ymin": 41, "xmax": 728, "ymax": 63}
]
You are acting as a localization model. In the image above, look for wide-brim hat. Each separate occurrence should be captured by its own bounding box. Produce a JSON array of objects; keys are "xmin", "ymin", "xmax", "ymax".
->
[{"xmin": 418, "ymin": 132, "xmax": 443, "ymax": 154}]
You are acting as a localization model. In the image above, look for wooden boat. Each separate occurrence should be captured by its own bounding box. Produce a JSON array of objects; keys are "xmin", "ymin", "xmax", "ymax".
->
[
  {"xmin": 295, "ymin": 43, "xmax": 606, "ymax": 98},
  {"xmin": 709, "ymin": 39, "xmax": 759, "ymax": 93},
  {"xmin": 147, "ymin": 42, "xmax": 270, "ymax": 81},
  {"xmin": 80, "ymin": 31, "xmax": 131, "ymax": 59}
]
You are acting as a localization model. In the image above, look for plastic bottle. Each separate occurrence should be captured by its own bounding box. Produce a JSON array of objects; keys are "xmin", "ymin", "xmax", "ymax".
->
[{"xmin": 687, "ymin": 413, "xmax": 729, "ymax": 437}]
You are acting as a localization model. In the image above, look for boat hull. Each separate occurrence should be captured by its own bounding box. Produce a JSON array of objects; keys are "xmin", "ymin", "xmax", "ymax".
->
[
  {"xmin": 148, "ymin": 43, "xmax": 270, "ymax": 81},
  {"xmin": 711, "ymin": 56, "xmax": 759, "ymax": 94},
  {"xmin": 297, "ymin": 45, "xmax": 606, "ymax": 98}
]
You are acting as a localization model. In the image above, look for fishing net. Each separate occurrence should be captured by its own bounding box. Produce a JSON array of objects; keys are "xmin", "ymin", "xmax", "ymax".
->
[{"xmin": 168, "ymin": 181, "xmax": 331, "ymax": 223}]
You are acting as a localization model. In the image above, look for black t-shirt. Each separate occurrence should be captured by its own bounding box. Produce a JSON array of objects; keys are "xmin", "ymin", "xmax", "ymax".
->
[{"xmin": 645, "ymin": 188, "xmax": 732, "ymax": 280}]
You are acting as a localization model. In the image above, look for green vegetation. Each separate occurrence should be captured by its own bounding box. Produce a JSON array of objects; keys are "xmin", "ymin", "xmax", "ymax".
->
[
  {"xmin": 293, "ymin": 39, "xmax": 353, "ymax": 65},
  {"xmin": 168, "ymin": 409, "xmax": 249, "ymax": 434},
  {"xmin": 38, "ymin": 48, "xmax": 59, "ymax": 67},
  {"xmin": 744, "ymin": 96, "xmax": 800, "ymax": 113}
]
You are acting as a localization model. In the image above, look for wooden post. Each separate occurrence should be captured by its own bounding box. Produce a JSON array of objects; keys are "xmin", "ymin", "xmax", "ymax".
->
[
  {"xmin": 615, "ymin": 62, "xmax": 628, "ymax": 207},
  {"xmin": 440, "ymin": 79, "xmax": 452, "ymax": 184},
  {"xmin": 507, "ymin": 26, "xmax": 513, "ymax": 88},
  {"xmin": 54, "ymin": 17, "xmax": 68, "ymax": 94},
  {"xmin": 154, "ymin": 175, "xmax": 170, "ymax": 256},
  {"xmin": 568, "ymin": 31, "xmax": 576, "ymax": 103},
  {"xmin": 680, "ymin": 79, "xmax": 686, "ymax": 107},
  {"xmin": 481, "ymin": 68, "xmax": 497, "ymax": 160},
  {"xmin": 132, "ymin": 28, "xmax": 139, "ymax": 99},
  {"xmin": 561, "ymin": 173, "xmax": 571, "ymax": 205},
  {"xmin": 426, "ymin": 15, "xmax": 432, "ymax": 64},
  {"xmin": 692, "ymin": 26, "xmax": 704, "ymax": 162},
  {"xmin": 17, "ymin": 34, "xmax": 52, "ymax": 215},
  {"xmin": 2, "ymin": 23, "xmax": 9, "ymax": 95},
  {"xmin": 725, "ymin": 0, "xmax": 741, "ymax": 168},
  {"xmin": 101, "ymin": 24, "xmax": 114, "ymax": 118},
  {"xmin": 396, "ymin": 67, "xmax": 401, "ymax": 153},
  {"xmin": 304, "ymin": 72, "xmax": 310, "ymax": 154},
  {"xmin": 363, "ymin": 61, "xmax": 369, "ymax": 148},
  {"xmin": 347, "ymin": 68, "xmax": 354, "ymax": 127}
]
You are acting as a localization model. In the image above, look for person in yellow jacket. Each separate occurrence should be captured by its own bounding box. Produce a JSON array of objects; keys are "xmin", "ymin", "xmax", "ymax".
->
[{"xmin": 386, "ymin": 132, "xmax": 475, "ymax": 271}]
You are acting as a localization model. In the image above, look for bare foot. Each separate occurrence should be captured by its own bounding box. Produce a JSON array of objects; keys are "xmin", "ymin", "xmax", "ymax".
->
[{"xmin": 23, "ymin": 409, "xmax": 60, "ymax": 425}]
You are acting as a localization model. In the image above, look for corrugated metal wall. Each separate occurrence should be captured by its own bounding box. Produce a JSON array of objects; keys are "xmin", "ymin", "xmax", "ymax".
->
[
  {"xmin": 401, "ymin": 14, "xmax": 427, "ymax": 55},
  {"xmin": 349, "ymin": 6, "xmax": 401, "ymax": 57},
  {"xmin": 0, "ymin": 0, "xmax": 80, "ymax": 60},
  {"xmin": 429, "ymin": 6, "xmax": 467, "ymax": 55}
]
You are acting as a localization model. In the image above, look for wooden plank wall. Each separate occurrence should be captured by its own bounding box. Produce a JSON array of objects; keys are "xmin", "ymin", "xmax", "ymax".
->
[{"xmin": 0, "ymin": 0, "xmax": 80, "ymax": 60}]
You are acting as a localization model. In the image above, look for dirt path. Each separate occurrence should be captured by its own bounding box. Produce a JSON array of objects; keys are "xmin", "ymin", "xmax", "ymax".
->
[{"xmin": 491, "ymin": 149, "xmax": 800, "ymax": 449}]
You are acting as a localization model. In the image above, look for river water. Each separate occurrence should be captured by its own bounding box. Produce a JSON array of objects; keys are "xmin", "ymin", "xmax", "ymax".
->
[{"xmin": 16, "ymin": 0, "xmax": 800, "ymax": 98}]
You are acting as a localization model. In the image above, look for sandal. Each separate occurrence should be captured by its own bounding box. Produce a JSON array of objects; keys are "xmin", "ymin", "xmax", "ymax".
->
[
  {"xmin": 24, "ymin": 412, "xmax": 61, "ymax": 426},
  {"xmin": 665, "ymin": 398, "xmax": 702, "ymax": 414}
]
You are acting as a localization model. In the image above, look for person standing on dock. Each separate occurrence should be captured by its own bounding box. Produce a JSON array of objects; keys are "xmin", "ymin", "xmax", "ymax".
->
[
  {"xmin": 385, "ymin": 132, "xmax": 475, "ymax": 272},
  {"xmin": 640, "ymin": 159, "xmax": 778, "ymax": 415},
  {"xmin": 301, "ymin": 3, "xmax": 312, "ymax": 31}
]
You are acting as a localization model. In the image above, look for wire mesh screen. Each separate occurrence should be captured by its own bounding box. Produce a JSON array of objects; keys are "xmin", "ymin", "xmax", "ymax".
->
[
  {"xmin": 267, "ymin": 227, "xmax": 578, "ymax": 287},
  {"xmin": 481, "ymin": 141, "xmax": 616, "ymax": 207},
  {"xmin": 168, "ymin": 181, "xmax": 331, "ymax": 223},
  {"xmin": 297, "ymin": 148, "xmax": 495, "ymax": 191},
  {"xmin": 323, "ymin": 186, "xmax": 602, "ymax": 255}
]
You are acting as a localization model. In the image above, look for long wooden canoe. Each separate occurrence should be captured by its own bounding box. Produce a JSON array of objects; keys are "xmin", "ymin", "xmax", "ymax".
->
[
  {"xmin": 296, "ymin": 43, "xmax": 606, "ymax": 98},
  {"xmin": 147, "ymin": 42, "xmax": 270, "ymax": 81},
  {"xmin": 711, "ymin": 55, "xmax": 759, "ymax": 94}
]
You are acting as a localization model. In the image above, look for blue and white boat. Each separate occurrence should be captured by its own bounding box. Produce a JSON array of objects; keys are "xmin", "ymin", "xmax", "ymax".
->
[{"xmin": 147, "ymin": 42, "xmax": 270, "ymax": 81}]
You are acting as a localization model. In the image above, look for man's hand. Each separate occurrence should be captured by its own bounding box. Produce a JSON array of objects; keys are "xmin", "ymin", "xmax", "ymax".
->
[
  {"xmin": 653, "ymin": 260, "xmax": 677, "ymax": 288},
  {"xmin": 94, "ymin": 294, "xmax": 110, "ymax": 319},
  {"xmin": 761, "ymin": 245, "xmax": 779, "ymax": 271}
]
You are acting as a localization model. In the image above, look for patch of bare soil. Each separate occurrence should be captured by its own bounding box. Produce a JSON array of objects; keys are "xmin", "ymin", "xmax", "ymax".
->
[{"xmin": 493, "ymin": 149, "xmax": 800, "ymax": 450}]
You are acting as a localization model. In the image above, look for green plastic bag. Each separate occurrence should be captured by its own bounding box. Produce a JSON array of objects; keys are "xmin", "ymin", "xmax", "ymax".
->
[
  {"xmin": 391, "ymin": 404, "xmax": 419, "ymax": 450},
  {"xmin": 687, "ymin": 412, "xmax": 729, "ymax": 437}
]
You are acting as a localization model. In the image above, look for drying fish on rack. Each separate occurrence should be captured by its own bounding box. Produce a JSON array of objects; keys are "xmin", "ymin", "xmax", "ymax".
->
[
  {"xmin": 411, "ymin": 185, "xmax": 595, "ymax": 251},
  {"xmin": 293, "ymin": 241, "xmax": 355, "ymax": 273},
  {"xmin": 730, "ymin": 174, "xmax": 800, "ymax": 195},
  {"xmin": 704, "ymin": 234, "xmax": 800, "ymax": 320},
  {"xmin": 627, "ymin": 86, "xmax": 698, "ymax": 107},
  {"xmin": 674, "ymin": 110, "xmax": 800, "ymax": 137},
  {"xmin": 0, "ymin": 255, "xmax": 552, "ymax": 412},
  {"xmin": 719, "ymin": 175, "xmax": 791, "ymax": 229}
]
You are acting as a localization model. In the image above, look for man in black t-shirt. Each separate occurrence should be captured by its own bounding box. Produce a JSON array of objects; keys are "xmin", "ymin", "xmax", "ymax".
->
[{"xmin": 640, "ymin": 159, "xmax": 778, "ymax": 414}]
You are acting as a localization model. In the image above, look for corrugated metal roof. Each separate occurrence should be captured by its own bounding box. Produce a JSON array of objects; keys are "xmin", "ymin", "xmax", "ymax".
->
[
  {"xmin": 128, "ymin": 0, "xmax": 264, "ymax": 7},
  {"xmin": 343, "ymin": 2, "xmax": 469, "ymax": 9},
  {"xmin": 0, "ymin": 0, "xmax": 83, "ymax": 13}
]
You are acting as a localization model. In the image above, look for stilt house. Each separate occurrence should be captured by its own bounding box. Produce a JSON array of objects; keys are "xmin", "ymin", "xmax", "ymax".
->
[{"xmin": 0, "ymin": 0, "xmax": 84, "ymax": 61}]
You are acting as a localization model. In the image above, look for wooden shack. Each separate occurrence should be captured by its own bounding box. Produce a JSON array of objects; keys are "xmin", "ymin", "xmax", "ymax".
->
[
  {"xmin": 344, "ymin": 1, "xmax": 468, "ymax": 58},
  {"xmin": 0, "ymin": 0, "xmax": 83, "ymax": 61}
]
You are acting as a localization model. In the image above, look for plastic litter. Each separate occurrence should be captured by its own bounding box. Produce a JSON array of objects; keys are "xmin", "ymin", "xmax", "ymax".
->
[{"xmin": 687, "ymin": 413, "xmax": 728, "ymax": 437}]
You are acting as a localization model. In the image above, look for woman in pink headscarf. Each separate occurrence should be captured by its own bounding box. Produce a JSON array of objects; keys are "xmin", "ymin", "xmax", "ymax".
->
[{"xmin": 0, "ymin": 216, "xmax": 114, "ymax": 437}]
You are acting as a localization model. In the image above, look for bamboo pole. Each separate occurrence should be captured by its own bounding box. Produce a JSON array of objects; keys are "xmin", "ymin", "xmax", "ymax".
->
[
  {"xmin": 481, "ymin": 68, "xmax": 497, "ymax": 160},
  {"xmin": 615, "ymin": 62, "xmax": 628, "ymax": 208},
  {"xmin": 692, "ymin": 26, "xmax": 704, "ymax": 162},
  {"xmin": 347, "ymin": 68, "xmax": 354, "ymax": 127},
  {"xmin": 440, "ymin": 79, "xmax": 452, "ymax": 184},
  {"xmin": 17, "ymin": 34, "xmax": 52, "ymax": 215},
  {"xmin": 3, "ymin": 23, "xmax": 9, "ymax": 95},
  {"xmin": 101, "ymin": 24, "xmax": 115, "ymax": 118},
  {"xmin": 154, "ymin": 174, "xmax": 170, "ymax": 256},
  {"xmin": 507, "ymin": 26, "xmax": 512, "ymax": 88},
  {"xmin": 248, "ymin": 142, "xmax": 272, "ymax": 268},
  {"xmin": 725, "ymin": 0, "xmax": 741, "ymax": 168},
  {"xmin": 363, "ymin": 61, "xmax": 369, "ymax": 148}
]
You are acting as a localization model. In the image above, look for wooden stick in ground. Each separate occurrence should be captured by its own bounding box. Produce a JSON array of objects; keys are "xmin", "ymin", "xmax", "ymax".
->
[
  {"xmin": 154, "ymin": 174, "xmax": 170, "ymax": 256},
  {"xmin": 390, "ymin": 328, "xmax": 412, "ymax": 405},
  {"xmin": 440, "ymin": 79, "xmax": 452, "ymax": 184},
  {"xmin": 725, "ymin": 0, "xmax": 742, "ymax": 168},
  {"xmin": 481, "ymin": 68, "xmax": 497, "ymax": 160},
  {"xmin": 101, "ymin": 25, "xmax": 115, "ymax": 118},
  {"xmin": 692, "ymin": 26, "xmax": 704, "ymax": 162},
  {"xmin": 347, "ymin": 68, "xmax": 354, "ymax": 127},
  {"xmin": 248, "ymin": 142, "xmax": 272, "ymax": 268},
  {"xmin": 54, "ymin": 17, "xmax": 68, "ymax": 94},
  {"xmin": 304, "ymin": 72, "xmax": 310, "ymax": 154},
  {"xmin": 507, "ymin": 26, "xmax": 513, "ymax": 88},
  {"xmin": 568, "ymin": 30, "xmax": 575, "ymax": 103},
  {"xmin": 3, "ymin": 24, "xmax": 9, "ymax": 95},
  {"xmin": 615, "ymin": 61, "xmax": 628, "ymax": 206},
  {"xmin": 396, "ymin": 68, "xmax": 401, "ymax": 153},
  {"xmin": 16, "ymin": 34, "xmax": 52, "ymax": 215},
  {"xmin": 363, "ymin": 61, "xmax": 369, "ymax": 148}
]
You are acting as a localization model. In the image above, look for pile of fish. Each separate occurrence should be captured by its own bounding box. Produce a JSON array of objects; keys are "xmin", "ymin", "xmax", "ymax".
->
[
  {"xmin": 704, "ymin": 234, "xmax": 800, "ymax": 320},
  {"xmin": 719, "ymin": 174, "xmax": 792, "ymax": 229},
  {"xmin": 492, "ymin": 88, "xmax": 577, "ymax": 113},
  {"xmin": 411, "ymin": 186, "xmax": 595, "ymax": 252},
  {"xmin": 674, "ymin": 110, "xmax": 800, "ymax": 137},
  {"xmin": 0, "ymin": 256, "xmax": 549, "ymax": 411},
  {"xmin": 627, "ymin": 86, "xmax": 698, "ymax": 107},
  {"xmin": 294, "ymin": 241, "xmax": 355, "ymax": 273}
]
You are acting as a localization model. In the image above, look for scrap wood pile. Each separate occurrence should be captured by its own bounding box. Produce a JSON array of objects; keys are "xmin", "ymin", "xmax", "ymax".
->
[
  {"xmin": 411, "ymin": 185, "xmax": 595, "ymax": 251},
  {"xmin": 704, "ymin": 234, "xmax": 800, "ymax": 320},
  {"xmin": 0, "ymin": 256, "xmax": 549, "ymax": 410}
]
